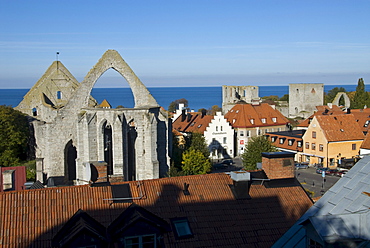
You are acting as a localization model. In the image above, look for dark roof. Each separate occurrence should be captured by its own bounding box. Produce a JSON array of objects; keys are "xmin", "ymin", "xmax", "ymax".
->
[
  {"xmin": 267, "ymin": 130, "xmax": 306, "ymax": 138},
  {"xmin": 0, "ymin": 173, "xmax": 313, "ymax": 247}
]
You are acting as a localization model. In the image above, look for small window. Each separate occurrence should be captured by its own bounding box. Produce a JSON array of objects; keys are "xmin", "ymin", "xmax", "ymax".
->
[
  {"xmin": 271, "ymin": 137, "xmax": 276, "ymax": 142},
  {"xmin": 57, "ymin": 91, "xmax": 62, "ymax": 99},
  {"xmin": 247, "ymin": 130, "xmax": 250, "ymax": 137},
  {"xmin": 197, "ymin": 124, "xmax": 202, "ymax": 128},
  {"xmin": 288, "ymin": 139, "xmax": 294, "ymax": 146},
  {"xmin": 272, "ymin": 117, "xmax": 277, "ymax": 123},
  {"xmin": 352, "ymin": 144, "xmax": 357, "ymax": 150},
  {"xmin": 312, "ymin": 131, "xmax": 316, "ymax": 138},
  {"xmin": 297, "ymin": 141, "xmax": 302, "ymax": 147},
  {"xmin": 236, "ymin": 110, "xmax": 239, "ymax": 113},
  {"xmin": 305, "ymin": 142, "xmax": 310, "ymax": 149},
  {"xmin": 312, "ymin": 143, "xmax": 316, "ymax": 150},
  {"xmin": 216, "ymin": 126, "xmax": 218, "ymax": 131},
  {"xmin": 32, "ymin": 107, "xmax": 37, "ymax": 116},
  {"xmin": 240, "ymin": 131, "xmax": 244, "ymax": 137},
  {"xmin": 364, "ymin": 120, "xmax": 370, "ymax": 127},
  {"xmin": 250, "ymin": 119, "xmax": 254, "ymax": 124},
  {"xmin": 171, "ymin": 218, "xmax": 193, "ymax": 239},
  {"xmin": 319, "ymin": 144, "xmax": 324, "ymax": 151},
  {"xmin": 223, "ymin": 137, "xmax": 227, "ymax": 144},
  {"xmin": 220, "ymin": 126, "xmax": 223, "ymax": 131},
  {"xmin": 261, "ymin": 118, "xmax": 266, "ymax": 123},
  {"xmin": 279, "ymin": 138, "xmax": 285, "ymax": 144}
]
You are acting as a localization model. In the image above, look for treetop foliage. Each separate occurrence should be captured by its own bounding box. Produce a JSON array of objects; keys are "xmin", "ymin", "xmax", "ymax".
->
[
  {"xmin": 181, "ymin": 148, "xmax": 211, "ymax": 175},
  {"xmin": 0, "ymin": 105, "xmax": 30, "ymax": 166},
  {"xmin": 168, "ymin": 98, "xmax": 189, "ymax": 112},
  {"xmin": 351, "ymin": 78, "xmax": 369, "ymax": 109},
  {"xmin": 242, "ymin": 135, "xmax": 277, "ymax": 170}
]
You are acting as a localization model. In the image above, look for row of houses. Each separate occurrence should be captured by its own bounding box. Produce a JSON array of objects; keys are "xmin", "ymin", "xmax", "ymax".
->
[
  {"xmin": 172, "ymin": 101, "xmax": 290, "ymax": 159},
  {"xmin": 173, "ymin": 100, "xmax": 370, "ymax": 169},
  {"xmin": 268, "ymin": 105, "xmax": 370, "ymax": 168}
]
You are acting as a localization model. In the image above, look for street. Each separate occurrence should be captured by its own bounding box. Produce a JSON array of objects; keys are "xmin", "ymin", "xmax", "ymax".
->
[
  {"xmin": 295, "ymin": 166, "xmax": 340, "ymax": 198},
  {"xmin": 211, "ymin": 159, "xmax": 340, "ymax": 198}
]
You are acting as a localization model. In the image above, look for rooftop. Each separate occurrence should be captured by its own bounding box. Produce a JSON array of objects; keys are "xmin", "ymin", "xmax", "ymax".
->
[{"xmin": 0, "ymin": 172, "xmax": 312, "ymax": 247}]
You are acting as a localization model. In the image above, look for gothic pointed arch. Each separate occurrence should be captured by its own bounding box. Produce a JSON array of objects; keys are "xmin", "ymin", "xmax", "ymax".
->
[
  {"xmin": 332, "ymin": 92, "xmax": 350, "ymax": 108},
  {"xmin": 64, "ymin": 140, "xmax": 77, "ymax": 184},
  {"xmin": 66, "ymin": 50, "xmax": 159, "ymax": 109}
]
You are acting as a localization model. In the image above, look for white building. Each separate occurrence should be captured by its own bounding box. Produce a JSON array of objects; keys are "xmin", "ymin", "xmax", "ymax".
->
[{"xmin": 204, "ymin": 112, "xmax": 235, "ymax": 160}]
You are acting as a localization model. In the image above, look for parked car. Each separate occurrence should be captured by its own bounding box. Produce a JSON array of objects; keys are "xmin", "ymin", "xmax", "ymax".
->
[
  {"xmin": 221, "ymin": 159, "xmax": 233, "ymax": 166},
  {"xmin": 295, "ymin": 163, "xmax": 309, "ymax": 169},
  {"xmin": 213, "ymin": 163, "xmax": 226, "ymax": 170},
  {"xmin": 316, "ymin": 167, "xmax": 329, "ymax": 174},
  {"xmin": 336, "ymin": 170, "xmax": 348, "ymax": 177},
  {"xmin": 326, "ymin": 169, "xmax": 339, "ymax": 176}
]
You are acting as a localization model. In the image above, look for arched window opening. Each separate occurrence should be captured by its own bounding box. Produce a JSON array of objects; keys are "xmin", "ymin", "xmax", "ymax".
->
[
  {"xmin": 92, "ymin": 69, "xmax": 134, "ymax": 108},
  {"xmin": 103, "ymin": 121, "xmax": 113, "ymax": 175},
  {"xmin": 32, "ymin": 107, "xmax": 37, "ymax": 116}
]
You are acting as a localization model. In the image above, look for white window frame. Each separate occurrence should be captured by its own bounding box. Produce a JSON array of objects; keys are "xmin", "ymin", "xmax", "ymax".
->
[{"xmin": 124, "ymin": 234, "xmax": 156, "ymax": 248}]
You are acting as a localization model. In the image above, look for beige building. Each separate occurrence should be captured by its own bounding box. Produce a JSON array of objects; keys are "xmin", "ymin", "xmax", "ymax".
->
[{"xmin": 301, "ymin": 114, "xmax": 364, "ymax": 168}]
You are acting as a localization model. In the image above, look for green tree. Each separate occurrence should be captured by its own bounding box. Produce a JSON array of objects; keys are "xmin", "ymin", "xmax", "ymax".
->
[
  {"xmin": 188, "ymin": 132, "xmax": 210, "ymax": 158},
  {"xmin": 324, "ymin": 87, "xmax": 346, "ymax": 105},
  {"xmin": 0, "ymin": 105, "xmax": 30, "ymax": 166},
  {"xmin": 351, "ymin": 78, "xmax": 368, "ymax": 109},
  {"xmin": 279, "ymin": 94, "xmax": 289, "ymax": 102},
  {"xmin": 242, "ymin": 136, "xmax": 277, "ymax": 170},
  {"xmin": 209, "ymin": 105, "xmax": 222, "ymax": 115},
  {"xmin": 168, "ymin": 98, "xmax": 188, "ymax": 112},
  {"xmin": 181, "ymin": 148, "xmax": 211, "ymax": 175}
]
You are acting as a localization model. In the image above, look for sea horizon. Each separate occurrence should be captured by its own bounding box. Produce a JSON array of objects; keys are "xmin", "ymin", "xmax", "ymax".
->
[{"xmin": 0, "ymin": 84, "xmax": 360, "ymax": 111}]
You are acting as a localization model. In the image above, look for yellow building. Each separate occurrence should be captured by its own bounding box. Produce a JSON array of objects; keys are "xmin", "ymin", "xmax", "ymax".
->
[{"xmin": 302, "ymin": 114, "xmax": 364, "ymax": 168}]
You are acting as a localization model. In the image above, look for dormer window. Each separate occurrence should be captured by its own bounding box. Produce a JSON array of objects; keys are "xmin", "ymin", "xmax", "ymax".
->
[
  {"xmin": 279, "ymin": 138, "xmax": 285, "ymax": 144},
  {"xmin": 288, "ymin": 139, "xmax": 294, "ymax": 146},
  {"xmin": 236, "ymin": 110, "xmax": 239, "ymax": 113},
  {"xmin": 124, "ymin": 234, "xmax": 156, "ymax": 247},
  {"xmin": 297, "ymin": 141, "xmax": 302, "ymax": 147},
  {"xmin": 197, "ymin": 124, "xmax": 202, "ymax": 128},
  {"xmin": 261, "ymin": 118, "xmax": 266, "ymax": 123},
  {"xmin": 250, "ymin": 119, "xmax": 254, "ymax": 124},
  {"xmin": 272, "ymin": 117, "xmax": 277, "ymax": 123},
  {"xmin": 171, "ymin": 217, "xmax": 193, "ymax": 239}
]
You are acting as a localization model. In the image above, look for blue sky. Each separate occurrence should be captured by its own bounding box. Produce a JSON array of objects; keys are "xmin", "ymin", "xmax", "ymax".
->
[{"xmin": 1, "ymin": 0, "xmax": 369, "ymax": 88}]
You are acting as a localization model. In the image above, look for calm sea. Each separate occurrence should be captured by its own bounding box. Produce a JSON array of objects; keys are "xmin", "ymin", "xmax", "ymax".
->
[{"xmin": 0, "ymin": 85, "xmax": 358, "ymax": 111}]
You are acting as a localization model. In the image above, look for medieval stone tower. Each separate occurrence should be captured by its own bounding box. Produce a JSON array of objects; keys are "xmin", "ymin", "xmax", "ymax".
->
[
  {"xmin": 222, "ymin": 85, "xmax": 259, "ymax": 113},
  {"xmin": 289, "ymin": 83, "xmax": 324, "ymax": 118},
  {"xmin": 16, "ymin": 50, "xmax": 170, "ymax": 185}
]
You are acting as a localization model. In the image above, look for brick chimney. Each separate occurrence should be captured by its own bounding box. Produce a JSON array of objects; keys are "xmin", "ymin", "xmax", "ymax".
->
[{"xmin": 261, "ymin": 152, "xmax": 295, "ymax": 179}]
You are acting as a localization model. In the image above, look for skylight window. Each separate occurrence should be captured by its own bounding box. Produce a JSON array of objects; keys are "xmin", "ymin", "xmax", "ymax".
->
[{"xmin": 171, "ymin": 218, "xmax": 193, "ymax": 239}]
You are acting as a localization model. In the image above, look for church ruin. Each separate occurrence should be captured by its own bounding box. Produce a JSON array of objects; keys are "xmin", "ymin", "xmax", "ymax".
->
[{"xmin": 16, "ymin": 50, "xmax": 170, "ymax": 185}]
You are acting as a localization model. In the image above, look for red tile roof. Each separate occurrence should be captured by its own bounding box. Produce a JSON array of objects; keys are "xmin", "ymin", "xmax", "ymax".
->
[
  {"xmin": 297, "ymin": 105, "xmax": 345, "ymax": 128},
  {"xmin": 0, "ymin": 173, "xmax": 312, "ymax": 247},
  {"xmin": 173, "ymin": 112, "xmax": 214, "ymax": 134},
  {"xmin": 315, "ymin": 114, "xmax": 365, "ymax": 142},
  {"xmin": 224, "ymin": 103, "xmax": 289, "ymax": 128}
]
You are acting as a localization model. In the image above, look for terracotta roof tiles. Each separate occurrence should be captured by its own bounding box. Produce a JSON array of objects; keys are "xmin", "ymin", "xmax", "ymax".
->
[
  {"xmin": 0, "ymin": 173, "xmax": 312, "ymax": 247},
  {"xmin": 172, "ymin": 112, "xmax": 214, "ymax": 134},
  {"xmin": 225, "ymin": 103, "xmax": 289, "ymax": 128},
  {"xmin": 315, "ymin": 114, "xmax": 365, "ymax": 142}
]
